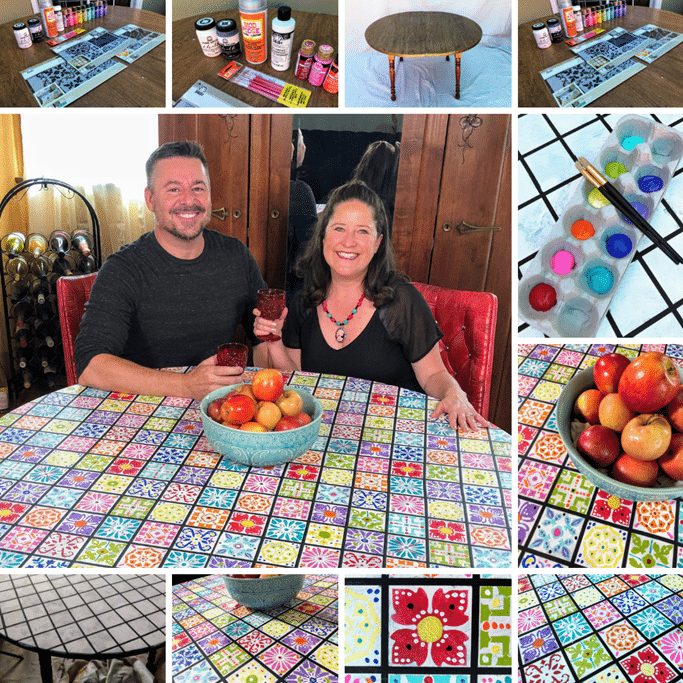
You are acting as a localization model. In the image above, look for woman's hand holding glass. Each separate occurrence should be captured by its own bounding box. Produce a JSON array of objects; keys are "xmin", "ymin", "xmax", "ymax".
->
[{"xmin": 253, "ymin": 307, "xmax": 288, "ymax": 343}]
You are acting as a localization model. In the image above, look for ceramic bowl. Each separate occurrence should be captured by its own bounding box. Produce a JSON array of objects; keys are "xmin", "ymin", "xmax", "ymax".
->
[
  {"xmin": 200, "ymin": 385, "xmax": 323, "ymax": 467},
  {"xmin": 556, "ymin": 366, "xmax": 683, "ymax": 502},
  {"xmin": 223, "ymin": 574, "xmax": 305, "ymax": 609}
]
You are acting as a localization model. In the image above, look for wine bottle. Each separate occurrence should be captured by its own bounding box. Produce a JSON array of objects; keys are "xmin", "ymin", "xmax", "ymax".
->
[
  {"xmin": 1, "ymin": 232, "xmax": 25, "ymax": 256},
  {"xmin": 21, "ymin": 369, "xmax": 34, "ymax": 390},
  {"xmin": 30, "ymin": 255, "xmax": 52, "ymax": 278},
  {"xmin": 33, "ymin": 320, "xmax": 58, "ymax": 348},
  {"xmin": 37, "ymin": 343, "xmax": 55, "ymax": 369},
  {"xmin": 7, "ymin": 279, "xmax": 29, "ymax": 303},
  {"xmin": 29, "ymin": 277, "xmax": 50, "ymax": 305},
  {"xmin": 48, "ymin": 230, "xmax": 71, "ymax": 255},
  {"xmin": 47, "ymin": 252, "xmax": 75, "ymax": 276},
  {"xmin": 72, "ymin": 229, "xmax": 93, "ymax": 257},
  {"xmin": 43, "ymin": 365, "xmax": 57, "ymax": 390},
  {"xmin": 7, "ymin": 255, "xmax": 29, "ymax": 281},
  {"xmin": 11, "ymin": 300, "xmax": 34, "ymax": 329},
  {"xmin": 78, "ymin": 254, "xmax": 97, "ymax": 273},
  {"xmin": 14, "ymin": 345, "xmax": 33, "ymax": 369},
  {"xmin": 35, "ymin": 299, "xmax": 54, "ymax": 322},
  {"xmin": 26, "ymin": 232, "xmax": 48, "ymax": 258},
  {"xmin": 14, "ymin": 325, "xmax": 30, "ymax": 348}
]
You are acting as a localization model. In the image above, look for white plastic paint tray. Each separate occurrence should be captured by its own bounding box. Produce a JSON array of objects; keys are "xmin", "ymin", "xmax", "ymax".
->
[{"xmin": 519, "ymin": 114, "xmax": 683, "ymax": 337}]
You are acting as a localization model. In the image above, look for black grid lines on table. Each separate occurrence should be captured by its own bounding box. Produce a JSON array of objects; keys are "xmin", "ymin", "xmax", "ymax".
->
[
  {"xmin": 0, "ymin": 573, "xmax": 165, "ymax": 658},
  {"xmin": 518, "ymin": 112, "xmax": 683, "ymax": 338}
]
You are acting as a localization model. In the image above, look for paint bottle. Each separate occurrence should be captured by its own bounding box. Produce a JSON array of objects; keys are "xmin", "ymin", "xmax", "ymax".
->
[
  {"xmin": 546, "ymin": 18, "xmax": 563, "ymax": 43},
  {"xmin": 28, "ymin": 17, "xmax": 45, "ymax": 42},
  {"xmin": 308, "ymin": 44, "xmax": 333, "ymax": 86},
  {"xmin": 271, "ymin": 6, "xmax": 296, "ymax": 71},
  {"xmin": 239, "ymin": 0, "xmax": 267, "ymax": 65},
  {"xmin": 572, "ymin": 5, "xmax": 583, "ymax": 32},
  {"xmin": 561, "ymin": 6, "xmax": 577, "ymax": 37},
  {"xmin": 54, "ymin": 5, "xmax": 64, "ymax": 32},
  {"xmin": 323, "ymin": 56, "xmax": 338, "ymax": 93},
  {"xmin": 532, "ymin": 22, "xmax": 551, "ymax": 49},
  {"xmin": 216, "ymin": 19, "xmax": 241, "ymax": 59},
  {"xmin": 39, "ymin": 0, "xmax": 59, "ymax": 38},
  {"xmin": 294, "ymin": 39, "xmax": 316, "ymax": 79},
  {"xmin": 195, "ymin": 17, "xmax": 222, "ymax": 57},
  {"xmin": 63, "ymin": 7, "xmax": 70, "ymax": 26},
  {"xmin": 14, "ymin": 22, "xmax": 33, "ymax": 48}
]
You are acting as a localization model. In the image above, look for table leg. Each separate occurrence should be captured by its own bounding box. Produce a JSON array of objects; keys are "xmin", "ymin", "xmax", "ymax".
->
[
  {"xmin": 146, "ymin": 648, "xmax": 157, "ymax": 675},
  {"xmin": 39, "ymin": 652, "xmax": 52, "ymax": 683},
  {"xmin": 455, "ymin": 52, "xmax": 462, "ymax": 99},
  {"xmin": 388, "ymin": 55, "xmax": 397, "ymax": 101}
]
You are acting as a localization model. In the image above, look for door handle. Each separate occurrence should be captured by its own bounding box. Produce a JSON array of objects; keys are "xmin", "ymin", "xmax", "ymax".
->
[
  {"xmin": 445, "ymin": 221, "xmax": 501, "ymax": 235},
  {"xmin": 210, "ymin": 208, "xmax": 242, "ymax": 220}
]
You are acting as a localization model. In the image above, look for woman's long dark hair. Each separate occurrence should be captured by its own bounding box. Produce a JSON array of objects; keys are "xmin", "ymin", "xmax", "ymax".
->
[{"xmin": 295, "ymin": 180, "xmax": 406, "ymax": 308}]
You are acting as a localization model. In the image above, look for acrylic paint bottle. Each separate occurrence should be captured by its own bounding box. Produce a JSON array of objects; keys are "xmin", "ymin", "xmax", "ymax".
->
[
  {"xmin": 14, "ymin": 23, "xmax": 33, "ymax": 48},
  {"xmin": 54, "ymin": 5, "xmax": 64, "ymax": 32},
  {"xmin": 271, "ymin": 6, "xmax": 296, "ymax": 71},
  {"xmin": 195, "ymin": 17, "xmax": 222, "ymax": 57},
  {"xmin": 572, "ymin": 5, "xmax": 583, "ymax": 32},
  {"xmin": 323, "ymin": 56, "xmax": 338, "ymax": 93},
  {"xmin": 216, "ymin": 19, "xmax": 241, "ymax": 59},
  {"xmin": 63, "ymin": 7, "xmax": 70, "ymax": 26},
  {"xmin": 308, "ymin": 44, "xmax": 334, "ymax": 86},
  {"xmin": 546, "ymin": 18, "xmax": 563, "ymax": 42},
  {"xmin": 28, "ymin": 17, "xmax": 44, "ymax": 42},
  {"xmin": 532, "ymin": 22, "xmax": 551, "ymax": 49},
  {"xmin": 239, "ymin": 0, "xmax": 267, "ymax": 64},
  {"xmin": 294, "ymin": 39, "xmax": 315, "ymax": 79}
]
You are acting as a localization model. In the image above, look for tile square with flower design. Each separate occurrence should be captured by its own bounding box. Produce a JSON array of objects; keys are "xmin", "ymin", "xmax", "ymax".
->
[
  {"xmin": 172, "ymin": 574, "xmax": 337, "ymax": 683},
  {"xmin": 519, "ymin": 573, "xmax": 683, "ymax": 683}
]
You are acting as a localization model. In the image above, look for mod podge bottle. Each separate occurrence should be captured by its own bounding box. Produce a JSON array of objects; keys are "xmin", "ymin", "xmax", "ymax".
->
[{"xmin": 239, "ymin": 0, "xmax": 267, "ymax": 64}]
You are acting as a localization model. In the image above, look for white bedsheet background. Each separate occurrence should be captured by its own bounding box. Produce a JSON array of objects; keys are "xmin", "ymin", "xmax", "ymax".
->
[{"xmin": 345, "ymin": 0, "xmax": 512, "ymax": 108}]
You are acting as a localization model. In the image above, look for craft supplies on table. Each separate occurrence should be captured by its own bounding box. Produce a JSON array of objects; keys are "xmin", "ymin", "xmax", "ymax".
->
[
  {"xmin": 174, "ymin": 79, "xmax": 252, "ymax": 107},
  {"xmin": 219, "ymin": 61, "xmax": 312, "ymax": 107},
  {"xmin": 518, "ymin": 114, "xmax": 683, "ymax": 338},
  {"xmin": 632, "ymin": 23, "xmax": 683, "ymax": 62}
]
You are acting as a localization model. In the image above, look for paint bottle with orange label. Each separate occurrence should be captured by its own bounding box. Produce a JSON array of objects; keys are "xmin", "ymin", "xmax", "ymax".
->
[{"xmin": 239, "ymin": 0, "xmax": 267, "ymax": 64}]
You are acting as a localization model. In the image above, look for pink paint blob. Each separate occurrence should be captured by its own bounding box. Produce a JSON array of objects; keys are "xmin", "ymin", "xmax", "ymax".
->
[{"xmin": 551, "ymin": 250, "xmax": 575, "ymax": 275}]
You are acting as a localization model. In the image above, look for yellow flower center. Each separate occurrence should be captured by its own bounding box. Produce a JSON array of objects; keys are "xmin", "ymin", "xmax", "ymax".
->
[
  {"xmin": 607, "ymin": 495, "xmax": 621, "ymax": 510},
  {"xmin": 0, "ymin": 509, "xmax": 11, "ymax": 517},
  {"xmin": 492, "ymin": 598, "xmax": 500, "ymax": 608},
  {"xmin": 240, "ymin": 520, "xmax": 255, "ymax": 528},
  {"xmin": 439, "ymin": 526, "xmax": 452, "ymax": 535},
  {"xmin": 492, "ymin": 645, "xmax": 501, "ymax": 654},
  {"xmin": 417, "ymin": 616, "xmax": 443, "ymax": 643},
  {"xmin": 640, "ymin": 663, "xmax": 655, "ymax": 677}
]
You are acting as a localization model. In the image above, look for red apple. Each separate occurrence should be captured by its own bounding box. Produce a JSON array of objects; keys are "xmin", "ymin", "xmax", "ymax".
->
[
  {"xmin": 621, "ymin": 413, "xmax": 672, "ymax": 461},
  {"xmin": 296, "ymin": 412, "xmax": 312, "ymax": 426},
  {"xmin": 275, "ymin": 390, "xmax": 304, "ymax": 417},
  {"xmin": 612, "ymin": 452, "xmax": 659, "ymax": 488},
  {"xmin": 577, "ymin": 424, "xmax": 621, "ymax": 467},
  {"xmin": 574, "ymin": 389, "xmax": 604, "ymax": 424},
  {"xmin": 594, "ymin": 352, "xmax": 631, "ymax": 394},
  {"xmin": 665, "ymin": 386, "xmax": 683, "ymax": 433},
  {"xmin": 252, "ymin": 368, "xmax": 285, "ymax": 402},
  {"xmin": 618, "ymin": 352, "xmax": 680, "ymax": 413},
  {"xmin": 239, "ymin": 421, "xmax": 268, "ymax": 432},
  {"xmin": 598, "ymin": 393, "xmax": 636, "ymax": 433},
  {"xmin": 208, "ymin": 398, "xmax": 225, "ymax": 422},
  {"xmin": 274, "ymin": 416, "xmax": 302, "ymax": 431},
  {"xmin": 220, "ymin": 393, "xmax": 256, "ymax": 425},
  {"xmin": 658, "ymin": 433, "xmax": 683, "ymax": 481},
  {"xmin": 254, "ymin": 401, "xmax": 282, "ymax": 431}
]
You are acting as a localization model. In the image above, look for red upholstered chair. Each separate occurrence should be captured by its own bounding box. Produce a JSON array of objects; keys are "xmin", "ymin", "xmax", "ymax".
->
[
  {"xmin": 412, "ymin": 282, "xmax": 497, "ymax": 420},
  {"xmin": 56, "ymin": 273, "xmax": 97, "ymax": 386}
]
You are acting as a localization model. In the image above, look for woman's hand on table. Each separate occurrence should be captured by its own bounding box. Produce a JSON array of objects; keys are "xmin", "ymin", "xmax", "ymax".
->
[
  {"xmin": 431, "ymin": 388, "xmax": 491, "ymax": 433},
  {"xmin": 182, "ymin": 356, "xmax": 245, "ymax": 400},
  {"xmin": 253, "ymin": 307, "xmax": 288, "ymax": 342}
]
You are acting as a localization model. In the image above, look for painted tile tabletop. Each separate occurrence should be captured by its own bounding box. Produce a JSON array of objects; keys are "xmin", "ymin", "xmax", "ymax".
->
[
  {"xmin": 172, "ymin": 574, "xmax": 338, "ymax": 683},
  {"xmin": 0, "ymin": 369, "xmax": 511, "ymax": 568},
  {"xmin": 518, "ymin": 342, "xmax": 683, "ymax": 568},
  {"xmin": 519, "ymin": 573, "xmax": 683, "ymax": 683},
  {"xmin": 345, "ymin": 574, "xmax": 512, "ymax": 683}
]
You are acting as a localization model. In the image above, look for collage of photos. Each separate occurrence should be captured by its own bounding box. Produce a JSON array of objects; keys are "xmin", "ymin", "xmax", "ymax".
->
[{"xmin": 0, "ymin": 0, "xmax": 682, "ymax": 681}]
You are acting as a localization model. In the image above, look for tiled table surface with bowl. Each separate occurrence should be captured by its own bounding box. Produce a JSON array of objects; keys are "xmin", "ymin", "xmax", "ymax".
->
[
  {"xmin": 172, "ymin": 573, "xmax": 337, "ymax": 683},
  {"xmin": 519, "ymin": 342, "xmax": 683, "ymax": 568},
  {"xmin": 519, "ymin": 573, "xmax": 683, "ymax": 683},
  {"xmin": 0, "ymin": 369, "xmax": 511, "ymax": 569}
]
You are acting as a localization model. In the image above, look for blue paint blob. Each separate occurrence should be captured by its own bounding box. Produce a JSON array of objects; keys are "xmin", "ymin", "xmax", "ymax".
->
[
  {"xmin": 605, "ymin": 233, "xmax": 633, "ymax": 258},
  {"xmin": 585, "ymin": 265, "xmax": 614, "ymax": 294},
  {"xmin": 622, "ymin": 135, "xmax": 645, "ymax": 151},
  {"xmin": 638, "ymin": 174, "xmax": 664, "ymax": 193},
  {"xmin": 622, "ymin": 201, "xmax": 649, "ymax": 225}
]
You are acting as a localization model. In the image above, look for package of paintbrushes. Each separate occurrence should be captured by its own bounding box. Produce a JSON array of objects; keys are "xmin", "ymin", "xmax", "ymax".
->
[
  {"xmin": 519, "ymin": 114, "xmax": 683, "ymax": 337},
  {"xmin": 218, "ymin": 62, "xmax": 311, "ymax": 107}
]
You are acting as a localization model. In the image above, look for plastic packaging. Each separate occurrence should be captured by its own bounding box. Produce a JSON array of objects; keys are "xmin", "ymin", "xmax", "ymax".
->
[
  {"xmin": 216, "ymin": 18, "xmax": 241, "ymax": 60},
  {"xmin": 195, "ymin": 17, "xmax": 221, "ymax": 57},
  {"xmin": 271, "ymin": 6, "xmax": 295, "ymax": 71},
  {"xmin": 239, "ymin": 0, "xmax": 267, "ymax": 64},
  {"xmin": 14, "ymin": 23, "xmax": 32, "ymax": 48}
]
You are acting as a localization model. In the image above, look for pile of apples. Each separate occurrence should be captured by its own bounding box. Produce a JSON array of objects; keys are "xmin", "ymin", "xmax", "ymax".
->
[
  {"xmin": 574, "ymin": 351, "xmax": 683, "ymax": 488},
  {"xmin": 207, "ymin": 369, "xmax": 312, "ymax": 432}
]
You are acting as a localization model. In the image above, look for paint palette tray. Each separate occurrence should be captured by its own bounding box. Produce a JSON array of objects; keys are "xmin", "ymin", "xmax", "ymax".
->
[{"xmin": 519, "ymin": 114, "xmax": 683, "ymax": 337}]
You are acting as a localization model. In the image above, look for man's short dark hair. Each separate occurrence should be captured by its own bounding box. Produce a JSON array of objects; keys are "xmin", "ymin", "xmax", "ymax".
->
[{"xmin": 146, "ymin": 141, "xmax": 209, "ymax": 189}]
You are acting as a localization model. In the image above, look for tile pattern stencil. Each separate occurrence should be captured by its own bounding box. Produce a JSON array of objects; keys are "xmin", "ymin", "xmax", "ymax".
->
[
  {"xmin": 519, "ymin": 573, "xmax": 683, "ymax": 683},
  {"xmin": 518, "ymin": 342, "xmax": 683, "ymax": 568},
  {"xmin": 172, "ymin": 574, "xmax": 337, "ymax": 683},
  {"xmin": 518, "ymin": 113, "xmax": 683, "ymax": 338},
  {"xmin": 0, "ymin": 573, "xmax": 165, "ymax": 657},
  {"xmin": 345, "ymin": 575, "xmax": 511, "ymax": 683},
  {"xmin": 0, "ymin": 370, "xmax": 511, "ymax": 568}
]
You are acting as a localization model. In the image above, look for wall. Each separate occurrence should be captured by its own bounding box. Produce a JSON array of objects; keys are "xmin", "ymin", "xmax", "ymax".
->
[
  {"xmin": 519, "ymin": 0, "xmax": 553, "ymax": 23},
  {"xmin": 142, "ymin": 0, "xmax": 165, "ymax": 15},
  {"xmin": 0, "ymin": 1, "xmax": 33, "ymax": 24},
  {"xmin": 173, "ymin": 0, "xmax": 337, "ymax": 21},
  {"xmin": 663, "ymin": 0, "xmax": 683, "ymax": 12}
]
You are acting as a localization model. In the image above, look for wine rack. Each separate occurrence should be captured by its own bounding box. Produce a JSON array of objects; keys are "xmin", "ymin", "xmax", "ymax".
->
[{"xmin": 0, "ymin": 178, "xmax": 102, "ymax": 405}]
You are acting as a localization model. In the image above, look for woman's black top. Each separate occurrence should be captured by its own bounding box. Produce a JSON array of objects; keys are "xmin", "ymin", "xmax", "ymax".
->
[{"xmin": 282, "ymin": 282, "xmax": 443, "ymax": 393}]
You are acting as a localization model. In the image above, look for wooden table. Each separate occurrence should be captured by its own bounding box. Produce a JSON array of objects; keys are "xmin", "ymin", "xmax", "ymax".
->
[
  {"xmin": 172, "ymin": 10, "xmax": 338, "ymax": 108},
  {"xmin": 0, "ymin": 6, "xmax": 164, "ymax": 108},
  {"xmin": 0, "ymin": 573, "xmax": 165, "ymax": 683},
  {"xmin": 519, "ymin": 6, "xmax": 683, "ymax": 107},
  {"xmin": 364, "ymin": 11, "xmax": 482, "ymax": 101}
]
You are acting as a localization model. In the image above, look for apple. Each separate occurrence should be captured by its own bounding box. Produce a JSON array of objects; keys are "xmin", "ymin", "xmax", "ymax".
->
[
  {"xmin": 254, "ymin": 401, "xmax": 282, "ymax": 431},
  {"xmin": 275, "ymin": 390, "xmax": 304, "ymax": 417},
  {"xmin": 618, "ymin": 351, "xmax": 680, "ymax": 413},
  {"xmin": 252, "ymin": 368, "xmax": 285, "ymax": 402},
  {"xmin": 240, "ymin": 421, "xmax": 268, "ymax": 432},
  {"xmin": 208, "ymin": 398, "xmax": 225, "ymax": 422},
  {"xmin": 598, "ymin": 393, "xmax": 636, "ymax": 433},
  {"xmin": 658, "ymin": 433, "xmax": 683, "ymax": 481},
  {"xmin": 296, "ymin": 412, "xmax": 312, "ymax": 426},
  {"xmin": 665, "ymin": 386, "xmax": 683, "ymax": 433},
  {"xmin": 220, "ymin": 394, "xmax": 256, "ymax": 425},
  {"xmin": 574, "ymin": 389, "xmax": 604, "ymax": 424},
  {"xmin": 621, "ymin": 413, "xmax": 672, "ymax": 461},
  {"xmin": 274, "ymin": 416, "xmax": 303, "ymax": 431},
  {"xmin": 594, "ymin": 352, "xmax": 631, "ymax": 394},
  {"xmin": 577, "ymin": 424, "xmax": 621, "ymax": 467},
  {"xmin": 612, "ymin": 452, "xmax": 659, "ymax": 488},
  {"xmin": 232, "ymin": 384, "xmax": 257, "ymax": 405}
]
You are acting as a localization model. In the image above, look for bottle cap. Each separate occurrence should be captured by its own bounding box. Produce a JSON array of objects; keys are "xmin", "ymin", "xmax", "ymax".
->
[
  {"xmin": 300, "ymin": 39, "xmax": 315, "ymax": 56},
  {"xmin": 239, "ymin": 0, "xmax": 266, "ymax": 12},
  {"xmin": 216, "ymin": 18, "xmax": 238, "ymax": 34},
  {"xmin": 14, "ymin": 22, "xmax": 28, "ymax": 30},
  {"xmin": 278, "ymin": 6, "xmax": 291, "ymax": 21},
  {"xmin": 532, "ymin": 22, "xmax": 546, "ymax": 30},
  {"xmin": 195, "ymin": 17, "xmax": 216, "ymax": 31},
  {"xmin": 317, "ymin": 44, "xmax": 334, "ymax": 61},
  {"xmin": 28, "ymin": 18, "xmax": 41, "ymax": 26},
  {"xmin": 547, "ymin": 18, "xmax": 559, "ymax": 25}
]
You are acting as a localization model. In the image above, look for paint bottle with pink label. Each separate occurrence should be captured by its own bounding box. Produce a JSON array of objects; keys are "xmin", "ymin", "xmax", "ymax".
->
[{"xmin": 308, "ymin": 44, "xmax": 333, "ymax": 86}]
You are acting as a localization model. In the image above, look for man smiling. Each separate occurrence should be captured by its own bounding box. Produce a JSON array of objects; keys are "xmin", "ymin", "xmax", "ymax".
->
[{"xmin": 75, "ymin": 141, "xmax": 268, "ymax": 399}]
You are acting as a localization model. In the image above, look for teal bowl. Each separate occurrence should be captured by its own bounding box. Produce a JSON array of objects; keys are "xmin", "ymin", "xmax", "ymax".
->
[
  {"xmin": 223, "ymin": 574, "xmax": 305, "ymax": 609},
  {"xmin": 557, "ymin": 366, "xmax": 683, "ymax": 502},
  {"xmin": 200, "ymin": 385, "xmax": 323, "ymax": 467}
]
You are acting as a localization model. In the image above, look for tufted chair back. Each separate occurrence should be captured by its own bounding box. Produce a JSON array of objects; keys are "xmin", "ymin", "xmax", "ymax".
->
[
  {"xmin": 413, "ymin": 282, "xmax": 497, "ymax": 420},
  {"xmin": 56, "ymin": 273, "xmax": 97, "ymax": 386}
]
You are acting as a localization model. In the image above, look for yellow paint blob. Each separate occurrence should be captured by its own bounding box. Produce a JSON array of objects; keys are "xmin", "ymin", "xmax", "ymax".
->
[{"xmin": 417, "ymin": 616, "xmax": 443, "ymax": 643}]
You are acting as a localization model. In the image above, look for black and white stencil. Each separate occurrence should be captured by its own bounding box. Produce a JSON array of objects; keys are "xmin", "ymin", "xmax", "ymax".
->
[
  {"xmin": 113, "ymin": 23, "xmax": 165, "ymax": 63},
  {"xmin": 52, "ymin": 27, "xmax": 132, "ymax": 73},
  {"xmin": 633, "ymin": 23, "xmax": 683, "ymax": 63}
]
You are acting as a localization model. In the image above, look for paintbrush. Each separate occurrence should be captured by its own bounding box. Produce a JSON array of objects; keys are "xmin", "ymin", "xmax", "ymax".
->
[{"xmin": 575, "ymin": 157, "xmax": 683, "ymax": 265}]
